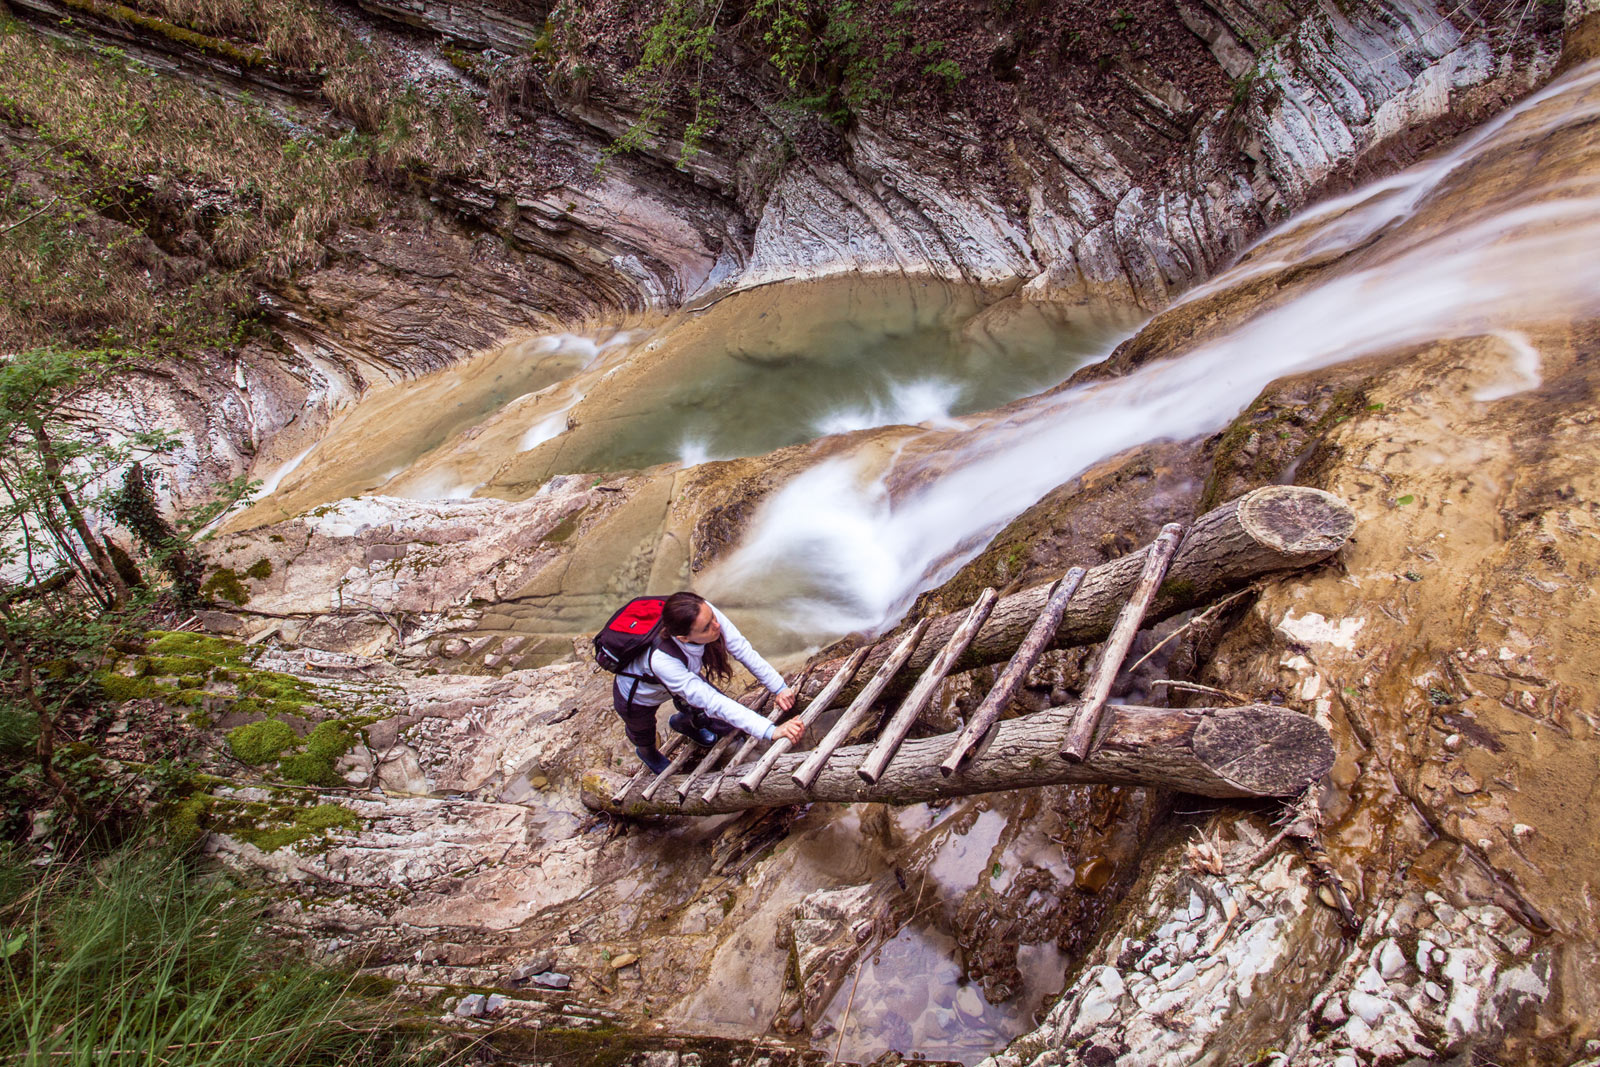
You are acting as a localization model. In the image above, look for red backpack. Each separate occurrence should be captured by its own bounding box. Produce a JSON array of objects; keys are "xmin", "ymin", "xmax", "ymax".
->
[{"xmin": 593, "ymin": 596, "xmax": 689, "ymax": 681}]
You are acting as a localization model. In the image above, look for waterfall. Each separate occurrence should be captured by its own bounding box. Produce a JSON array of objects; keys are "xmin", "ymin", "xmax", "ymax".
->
[{"xmin": 700, "ymin": 60, "xmax": 1600, "ymax": 643}]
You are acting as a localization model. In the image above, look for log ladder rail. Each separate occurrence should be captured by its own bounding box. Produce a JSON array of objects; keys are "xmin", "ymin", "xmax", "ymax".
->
[{"xmin": 593, "ymin": 486, "xmax": 1353, "ymax": 816}]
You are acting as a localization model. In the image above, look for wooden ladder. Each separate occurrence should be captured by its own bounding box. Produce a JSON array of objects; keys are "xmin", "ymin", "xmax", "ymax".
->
[{"xmin": 606, "ymin": 522, "xmax": 1187, "ymax": 812}]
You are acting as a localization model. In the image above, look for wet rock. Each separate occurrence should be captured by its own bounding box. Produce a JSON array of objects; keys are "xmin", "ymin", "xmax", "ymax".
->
[
  {"xmin": 1075, "ymin": 857, "xmax": 1114, "ymax": 894},
  {"xmin": 509, "ymin": 954, "xmax": 556, "ymax": 982},
  {"xmin": 956, "ymin": 984, "xmax": 986, "ymax": 1020}
]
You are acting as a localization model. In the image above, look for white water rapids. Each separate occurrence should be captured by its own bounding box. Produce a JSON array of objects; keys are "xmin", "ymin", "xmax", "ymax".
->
[{"xmin": 700, "ymin": 60, "xmax": 1600, "ymax": 643}]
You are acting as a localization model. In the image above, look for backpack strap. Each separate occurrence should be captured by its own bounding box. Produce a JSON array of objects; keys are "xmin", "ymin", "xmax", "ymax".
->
[{"xmin": 617, "ymin": 633, "xmax": 692, "ymax": 715}]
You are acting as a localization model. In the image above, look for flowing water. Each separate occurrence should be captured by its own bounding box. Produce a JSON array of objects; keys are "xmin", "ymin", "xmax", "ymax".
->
[
  {"xmin": 700, "ymin": 59, "xmax": 1600, "ymax": 645},
  {"xmin": 240, "ymin": 277, "xmax": 1139, "ymax": 526}
]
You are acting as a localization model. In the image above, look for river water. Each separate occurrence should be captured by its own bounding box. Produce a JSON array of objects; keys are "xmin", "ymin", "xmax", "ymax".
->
[{"xmin": 242, "ymin": 276, "xmax": 1138, "ymax": 527}]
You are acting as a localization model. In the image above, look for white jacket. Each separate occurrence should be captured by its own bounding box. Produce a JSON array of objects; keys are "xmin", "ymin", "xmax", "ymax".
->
[{"xmin": 619, "ymin": 605, "xmax": 787, "ymax": 738}]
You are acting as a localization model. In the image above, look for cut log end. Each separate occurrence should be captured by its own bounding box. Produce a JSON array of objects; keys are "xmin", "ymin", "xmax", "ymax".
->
[
  {"xmin": 1192, "ymin": 704, "xmax": 1335, "ymax": 796},
  {"xmin": 1237, "ymin": 486, "xmax": 1357, "ymax": 558}
]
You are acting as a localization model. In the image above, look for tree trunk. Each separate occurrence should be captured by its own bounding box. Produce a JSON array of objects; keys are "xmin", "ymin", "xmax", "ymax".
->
[
  {"xmin": 582, "ymin": 702, "xmax": 1335, "ymax": 817},
  {"xmin": 29, "ymin": 420, "xmax": 128, "ymax": 608},
  {"xmin": 796, "ymin": 485, "xmax": 1355, "ymax": 712}
]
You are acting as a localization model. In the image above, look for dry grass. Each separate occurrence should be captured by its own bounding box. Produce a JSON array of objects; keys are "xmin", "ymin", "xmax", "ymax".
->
[{"xmin": 0, "ymin": 7, "xmax": 482, "ymax": 354}]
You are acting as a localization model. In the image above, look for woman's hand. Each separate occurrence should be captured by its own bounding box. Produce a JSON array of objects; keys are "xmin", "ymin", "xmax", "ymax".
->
[
  {"xmin": 776, "ymin": 687, "xmax": 797, "ymax": 712},
  {"xmin": 776, "ymin": 719, "xmax": 806, "ymax": 744}
]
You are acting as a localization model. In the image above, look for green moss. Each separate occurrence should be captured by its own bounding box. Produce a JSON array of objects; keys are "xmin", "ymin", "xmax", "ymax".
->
[
  {"xmin": 57, "ymin": 0, "xmax": 271, "ymax": 67},
  {"xmin": 227, "ymin": 719, "xmax": 297, "ymax": 765},
  {"xmin": 148, "ymin": 632, "xmax": 247, "ymax": 661},
  {"xmin": 238, "ymin": 803, "xmax": 361, "ymax": 853},
  {"xmin": 96, "ymin": 672, "xmax": 156, "ymax": 703},
  {"xmin": 202, "ymin": 567, "xmax": 250, "ymax": 605},
  {"xmin": 541, "ymin": 507, "xmax": 587, "ymax": 544},
  {"xmin": 1157, "ymin": 577, "xmax": 1197, "ymax": 603},
  {"xmin": 277, "ymin": 752, "xmax": 340, "ymax": 786},
  {"xmin": 244, "ymin": 558, "xmax": 273, "ymax": 580},
  {"xmin": 168, "ymin": 793, "xmax": 213, "ymax": 847}
]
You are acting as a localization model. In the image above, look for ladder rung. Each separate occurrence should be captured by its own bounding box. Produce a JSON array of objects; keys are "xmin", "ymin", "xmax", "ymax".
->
[{"xmin": 857, "ymin": 588, "xmax": 999, "ymax": 785}]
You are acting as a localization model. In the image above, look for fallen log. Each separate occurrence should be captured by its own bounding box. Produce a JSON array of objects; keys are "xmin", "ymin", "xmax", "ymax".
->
[
  {"xmin": 797, "ymin": 486, "xmax": 1355, "ymax": 711},
  {"xmin": 582, "ymin": 702, "xmax": 1335, "ymax": 817}
]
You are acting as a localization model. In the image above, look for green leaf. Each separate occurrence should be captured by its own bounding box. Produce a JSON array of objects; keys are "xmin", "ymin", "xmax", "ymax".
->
[
  {"xmin": 1395, "ymin": 494, "xmax": 1415, "ymax": 506},
  {"xmin": 1, "ymin": 931, "xmax": 27, "ymax": 959},
  {"xmin": 990, "ymin": 862, "xmax": 1002, "ymax": 879}
]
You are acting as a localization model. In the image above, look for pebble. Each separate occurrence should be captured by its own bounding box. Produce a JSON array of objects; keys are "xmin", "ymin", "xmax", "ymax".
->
[
  {"xmin": 1444, "ymin": 733, "xmax": 1462, "ymax": 751},
  {"xmin": 1322, "ymin": 996, "xmax": 1348, "ymax": 1024},
  {"xmin": 1188, "ymin": 891, "xmax": 1205, "ymax": 922},
  {"xmin": 956, "ymin": 985, "xmax": 985, "ymax": 1019},
  {"xmin": 1354, "ymin": 966, "xmax": 1386, "ymax": 994},
  {"xmin": 1424, "ymin": 981, "xmax": 1446, "ymax": 1002},
  {"xmin": 1151, "ymin": 962, "xmax": 1174, "ymax": 981},
  {"xmin": 454, "ymin": 994, "xmax": 486, "ymax": 1018},
  {"xmin": 484, "ymin": 994, "xmax": 507, "ymax": 1015},
  {"xmin": 1165, "ymin": 961, "xmax": 1197, "ymax": 989},
  {"xmin": 1347, "ymin": 990, "xmax": 1390, "ymax": 1025},
  {"xmin": 1415, "ymin": 939, "xmax": 1435, "ymax": 975},
  {"xmin": 529, "ymin": 775, "xmax": 550, "ymax": 790},
  {"xmin": 531, "ymin": 972, "xmax": 572, "ymax": 989},
  {"xmin": 609, "ymin": 953, "xmax": 640, "ymax": 970},
  {"xmin": 1075, "ymin": 857, "xmax": 1114, "ymax": 893},
  {"xmin": 1177, "ymin": 931, "xmax": 1199, "ymax": 957},
  {"xmin": 1379, "ymin": 940, "xmax": 1407, "ymax": 979}
]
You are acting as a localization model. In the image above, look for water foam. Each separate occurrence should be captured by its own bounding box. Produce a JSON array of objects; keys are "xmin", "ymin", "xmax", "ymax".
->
[{"xmin": 812, "ymin": 378, "xmax": 966, "ymax": 436}]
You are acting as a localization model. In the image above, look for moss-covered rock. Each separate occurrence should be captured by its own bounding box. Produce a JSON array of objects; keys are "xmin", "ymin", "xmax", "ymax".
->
[
  {"xmin": 201, "ymin": 567, "xmax": 250, "ymax": 605},
  {"xmin": 227, "ymin": 719, "xmax": 297, "ymax": 764},
  {"xmin": 277, "ymin": 721, "xmax": 354, "ymax": 785}
]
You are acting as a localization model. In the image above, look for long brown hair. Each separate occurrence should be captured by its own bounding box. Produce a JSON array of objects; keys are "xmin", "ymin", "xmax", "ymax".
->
[{"xmin": 662, "ymin": 591, "xmax": 731, "ymax": 682}]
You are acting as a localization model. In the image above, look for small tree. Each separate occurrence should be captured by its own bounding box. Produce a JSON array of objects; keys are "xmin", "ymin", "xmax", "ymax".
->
[
  {"xmin": 0, "ymin": 347, "xmax": 171, "ymax": 826},
  {"xmin": 0, "ymin": 348, "xmax": 171, "ymax": 610}
]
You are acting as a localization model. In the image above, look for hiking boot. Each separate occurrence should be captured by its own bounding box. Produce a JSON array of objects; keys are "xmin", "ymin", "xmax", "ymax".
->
[
  {"xmin": 635, "ymin": 746, "xmax": 671, "ymax": 774},
  {"xmin": 668, "ymin": 712, "xmax": 718, "ymax": 747}
]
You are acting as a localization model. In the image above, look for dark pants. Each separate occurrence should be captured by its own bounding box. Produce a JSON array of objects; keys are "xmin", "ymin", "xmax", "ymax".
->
[{"xmin": 612, "ymin": 681, "xmax": 710, "ymax": 749}]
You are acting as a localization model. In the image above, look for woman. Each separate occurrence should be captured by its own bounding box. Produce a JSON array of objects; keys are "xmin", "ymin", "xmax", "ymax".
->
[{"xmin": 614, "ymin": 591, "xmax": 805, "ymax": 773}]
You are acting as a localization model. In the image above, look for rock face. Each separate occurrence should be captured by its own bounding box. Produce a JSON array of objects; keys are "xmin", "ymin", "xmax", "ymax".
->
[{"xmin": 9, "ymin": 0, "xmax": 1570, "ymax": 509}]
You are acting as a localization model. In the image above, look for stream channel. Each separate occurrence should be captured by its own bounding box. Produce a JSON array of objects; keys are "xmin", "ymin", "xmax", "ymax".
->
[{"xmin": 238, "ymin": 59, "xmax": 1600, "ymax": 1066}]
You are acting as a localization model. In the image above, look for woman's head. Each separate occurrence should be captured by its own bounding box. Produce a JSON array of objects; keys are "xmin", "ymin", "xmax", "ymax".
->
[
  {"xmin": 663, "ymin": 592, "xmax": 721, "ymax": 643},
  {"xmin": 662, "ymin": 591, "xmax": 730, "ymax": 680}
]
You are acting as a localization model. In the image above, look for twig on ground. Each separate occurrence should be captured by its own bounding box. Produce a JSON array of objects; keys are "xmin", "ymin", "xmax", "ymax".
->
[
  {"xmin": 1151, "ymin": 679, "xmax": 1253, "ymax": 704},
  {"xmin": 1128, "ymin": 586, "xmax": 1256, "ymax": 674}
]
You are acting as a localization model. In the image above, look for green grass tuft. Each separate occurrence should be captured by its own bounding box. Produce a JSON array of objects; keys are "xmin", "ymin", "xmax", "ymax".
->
[{"xmin": 0, "ymin": 841, "xmax": 429, "ymax": 1064}]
